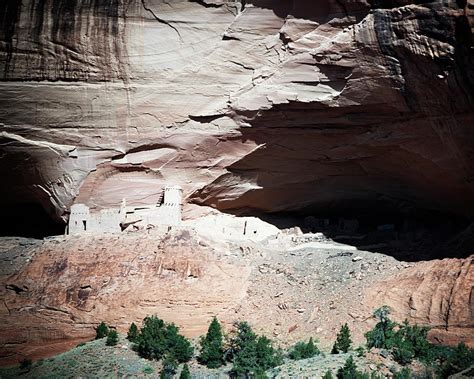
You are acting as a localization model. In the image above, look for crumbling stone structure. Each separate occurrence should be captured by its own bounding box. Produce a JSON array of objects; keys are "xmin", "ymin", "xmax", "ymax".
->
[{"xmin": 67, "ymin": 186, "xmax": 182, "ymax": 235}]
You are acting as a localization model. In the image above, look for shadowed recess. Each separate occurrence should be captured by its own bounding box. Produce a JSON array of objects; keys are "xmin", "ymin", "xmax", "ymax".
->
[{"xmin": 0, "ymin": 203, "xmax": 64, "ymax": 238}]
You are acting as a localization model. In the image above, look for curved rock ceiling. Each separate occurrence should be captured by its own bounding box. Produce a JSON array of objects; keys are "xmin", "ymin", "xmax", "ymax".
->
[{"xmin": 0, "ymin": 0, "xmax": 473, "ymax": 224}]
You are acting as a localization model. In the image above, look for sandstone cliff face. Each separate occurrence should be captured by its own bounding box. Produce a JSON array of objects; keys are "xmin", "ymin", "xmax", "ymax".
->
[
  {"xmin": 364, "ymin": 256, "xmax": 474, "ymax": 347},
  {"xmin": 0, "ymin": 0, "xmax": 473, "ymax": 224},
  {"xmin": 0, "ymin": 230, "xmax": 252, "ymax": 365}
]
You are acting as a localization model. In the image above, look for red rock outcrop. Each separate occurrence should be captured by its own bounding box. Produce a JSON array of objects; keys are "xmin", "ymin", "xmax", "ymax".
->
[
  {"xmin": 364, "ymin": 256, "xmax": 474, "ymax": 347},
  {"xmin": 0, "ymin": 230, "xmax": 251, "ymax": 365}
]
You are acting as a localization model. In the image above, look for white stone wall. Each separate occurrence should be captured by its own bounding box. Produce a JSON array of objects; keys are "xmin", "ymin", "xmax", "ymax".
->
[
  {"xmin": 89, "ymin": 209, "xmax": 123, "ymax": 233},
  {"xmin": 163, "ymin": 186, "xmax": 182, "ymax": 206},
  {"xmin": 146, "ymin": 204, "xmax": 181, "ymax": 226},
  {"xmin": 67, "ymin": 186, "xmax": 182, "ymax": 234},
  {"xmin": 187, "ymin": 214, "xmax": 280, "ymax": 243},
  {"xmin": 68, "ymin": 204, "xmax": 90, "ymax": 234}
]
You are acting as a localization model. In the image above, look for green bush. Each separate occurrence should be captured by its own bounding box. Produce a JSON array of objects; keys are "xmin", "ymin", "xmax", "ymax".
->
[
  {"xmin": 436, "ymin": 342, "xmax": 474, "ymax": 378},
  {"xmin": 256, "ymin": 336, "xmax": 283, "ymax": 370},
  {"xmin": 323, "ymin": 370, "xmax": 334, "ymax": 379},
  {"xmin": 143, "ymin": 366, "xmax": 154, "ymax": 374},
  {"xmin": 366, "ymin": 312, "xmax": 433, "ymax": 365},
  {"xmin": 160, "ymin": 355, "xmax": 178, "ymax": 379},
  {"xmin": 180, "ymin": 363, "xmax": 191, "ymax": 379},
  {"xmin": 127, "ymin": 322, "xmax": 139, "ymax": 342},
  {"xmin": 288, "ymin": 337, "xmax": 320, "ymax": 360},
  {"xmin": 364, "ymin": 308, "xmax": 474, "ymax": 375},
  {"xmin": 355, "ymin": 346, "xmax": 365, "ymax": 357},
  {"xmin": 198, "ymin": 316, "xmax": 224, "ymax": 368},
  {"xmin": 370, "ymin": 373, "xmax": 384, "ymax": 379},
  {"xmin": 106, "ymin": 330, "xmax": 119, "ymax": 346},
  {"xmin": 394, "ymin": 320, "xmax": 431, "ymax": 361},
  {"xmin": 365, "ymin": 306, "xmax": 397, "ymax": 349},
  {"xmin": 332, "ymin": 323, "xmax": 352, "ymax": 354},
  {"xmin": 228, "ymin": 321, "xmax": 282, "ymax": 378},
  {"xmin": 393, "ymin": 367, "xmax": 413, "ymax": 379},
  {"xmin": 392, "ymin": 339, "xmax": 414, "ymax": 365},
  {"xmin": 19, "ymin": 358, "xmax": 32, "ymax": 371},
  {"xmin": 95, "ymin": 322, "xmax": 109, "ymax": 339},
  {"xmin": 337, "ymin": 355, "xmax": 370, "ymax": 379},
  {"xmin": 136, "ymin": 315, "xmax": 193, "ymax": 363}
]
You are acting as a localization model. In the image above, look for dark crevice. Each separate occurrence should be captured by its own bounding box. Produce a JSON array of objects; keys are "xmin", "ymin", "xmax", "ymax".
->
[
  {"xmin": 188, "ymin": 0, "xmax": 224, "ymax": 8},
  {"xmin": 189, "ymin": 114, "xmax": 224, "ymax": 123},
  {"xmin": 334, "ymin": 0, "xmax": 349, "ymax": 18},
  {"xmin": 140, "ymin": 0, "xmax": 183, "ymax": 41},
  {"xmin": 222, "ymin": 34, "xmax": 241, "ymax": 41},
  {"xmin": 118, "ymin": 143, "xmax": 177, "ymax": 156},
  {"xmin": 6, "ymin": 284, "xmax": 28, "ymax": 294},
  {"xmin": 2, "ymin": 0, "xmax": 125, "ymax": 81}
]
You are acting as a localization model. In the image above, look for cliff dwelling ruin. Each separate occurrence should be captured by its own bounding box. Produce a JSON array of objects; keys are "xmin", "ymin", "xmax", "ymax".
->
[{"xmin": 67, "ymin": 186, "xmax": 182, "ymax": 235}]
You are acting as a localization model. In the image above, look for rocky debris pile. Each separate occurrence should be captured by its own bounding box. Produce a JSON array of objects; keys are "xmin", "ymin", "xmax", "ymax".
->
[
  {"xmin": 290, "ymin": 232, "xmax": 332, "ymax": 245},
  {"xmin": 234, "ymin": 237, "xmax": 411, "ymax": 349}
]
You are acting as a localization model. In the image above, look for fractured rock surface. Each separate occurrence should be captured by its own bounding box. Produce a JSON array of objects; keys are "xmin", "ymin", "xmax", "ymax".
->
[{"xmin": 0, "ymin": 0, "xmax": 473, "ymax": 224}]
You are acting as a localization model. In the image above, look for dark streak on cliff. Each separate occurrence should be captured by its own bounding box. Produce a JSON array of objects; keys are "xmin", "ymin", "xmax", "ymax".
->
[
  {"xmin": 1, "ymin": 0, "xmax": 125, "ymax": 81},
  {"xmin": 31, "ymin": 0, "xmax": 45, "ymax": 43},
  {"xmin": 0, "ymin": 0, "xmax": 22, "ymax": 77}
]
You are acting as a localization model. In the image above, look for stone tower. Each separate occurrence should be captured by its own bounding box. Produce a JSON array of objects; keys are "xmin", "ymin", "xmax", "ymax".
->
[{"xmin": 163, "ymin": 186, "xmax": 182, "ymax": 206}]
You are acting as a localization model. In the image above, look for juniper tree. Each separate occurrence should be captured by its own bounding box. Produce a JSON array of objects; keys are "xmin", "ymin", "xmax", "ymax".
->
[
  {"xmin": 332, "ymin": 323, "xmax": 352, "ymax": 354},
  {"xmin": 365, "ymin": 306, "xmax": 396, "ymax": 349},
  {"xmin": 179, "ymin": 363, "xmax": 191, "ymax": 379},
  {"xmin": 337, "ymin": 356, "xmax": 357, "ymax": 379},
  {"xmin": 198, "ymin": 317, "xmax": 224, "ymax": 368},
  {"xmin": 106, "ymin": 330, "xmax": 119, "ymax": 346},
  {"xmin": 127, "ymin": 322, "xmax": 139, "ymax": 342},
  {"xmin": 136, "ymin": 315, "xmax": 193, "ymax": 362},
  {"xmin": 393, "ymin": 367, "xmax": 413, "ymax": 379},
  {"xmin": 19, "ymin": 358, "xmax": 32, "ymax": 371},
  {"xmin": 288, "ymin": 337, "xmax": 320, "ymax": 360},
  {"xmin": 95, "ymin": 322, "xmax": 109, "ymax": 339},
  {"xmin": 228, "ymin": 321, "xmax": 282, "ymax": 378},
  {"xmin": 160, "ymin": 355, "xmax": 178, "ymax": 379}
]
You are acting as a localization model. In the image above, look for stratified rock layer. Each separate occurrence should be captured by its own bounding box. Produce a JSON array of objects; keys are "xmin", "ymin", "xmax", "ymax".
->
[
  {"xmin": 364, "ymin": 256, "xmax": 474, "ymax": 347},
  {"xmin": 0, "ymin": 0, "xmax": 473, "ymax": 223}
]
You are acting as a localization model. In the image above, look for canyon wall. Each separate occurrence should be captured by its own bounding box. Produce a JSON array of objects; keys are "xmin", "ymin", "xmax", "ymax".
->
[
  {"xmin": 0, "ymin": 0, "xmax": 473, "ymax": 225},
  {"xmin": 1, "ymin": 0, "xmax": 473, "ymax": 367}
]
